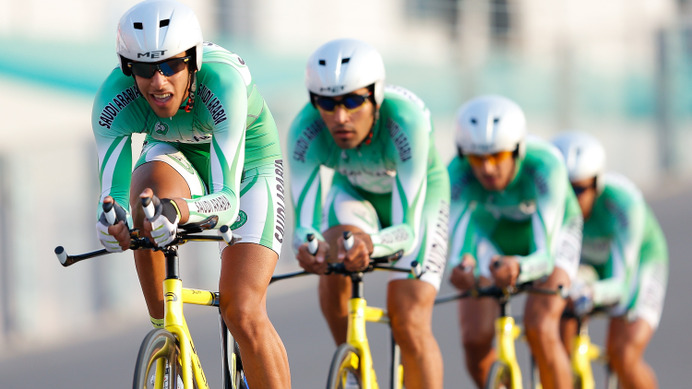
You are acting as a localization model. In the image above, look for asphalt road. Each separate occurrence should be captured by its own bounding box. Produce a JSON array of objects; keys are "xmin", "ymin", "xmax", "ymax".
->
[{"xmin": 1, "ymin": 181, "xmax": 690, "ymax": 388}]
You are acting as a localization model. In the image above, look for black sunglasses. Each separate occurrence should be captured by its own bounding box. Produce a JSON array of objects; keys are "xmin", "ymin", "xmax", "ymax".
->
[
  {"xmin": 314, "ymin": 92, "xmax": 372, "ymax": 112},
  {"xmin": 128, "ymin": 56, "xmax": 191, "ymax": 78},
  {"xmin": 571, "ymin": 181, "xmax": 597, "ymax": 196}
]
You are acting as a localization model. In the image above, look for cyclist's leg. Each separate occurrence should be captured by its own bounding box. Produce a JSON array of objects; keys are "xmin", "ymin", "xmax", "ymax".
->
[
  {"xmin": 387, "ymin": 279, "xmax": 442, "ymax": 389},
  {"xmin": 219, "ymin": 161, "xmax": 290, "ymax": 388},
  {"xmin": 524, "ymin": 266, "xmax": 572, "ymax": 389},
  {"xmin": 459, "ymin": 284, "xmax": 498, "ymax": 388},
  {"xmin": 130, "ymin": 142, "xmax": 206, "ymax": 320},
  {"xmin": 606, "ymin": 317, "xmax": 656, "ymax": 389},
  {"xmin": 386, "ymin": 186, "xmax": 448, "ymax": 389},
  {"xmin": 606, "ymin": 259, "xmax": 666, "ymax": 389}
]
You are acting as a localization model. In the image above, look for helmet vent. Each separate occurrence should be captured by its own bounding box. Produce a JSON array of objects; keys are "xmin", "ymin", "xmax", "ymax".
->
[
  {"xmin": 493, "ymin": 117, "xmax": 500, "ymax": 124},
  {"xmin": 159, "ymin": 19, "xmax": 170, "ymax": 27},
  {"xmin": 133, "ymin": 22, "xmax": 143, "ymax": 30},
  {"xmin": 319, "ymin": 59, "xmax": 326, "ymax": 65},
  {"xmin": 470, "ymin": 118, "xmax": 477, "ymax": 125},
  {"xmin": 341, "ymin": 58, "xmax": 350, "ymax": 64}
]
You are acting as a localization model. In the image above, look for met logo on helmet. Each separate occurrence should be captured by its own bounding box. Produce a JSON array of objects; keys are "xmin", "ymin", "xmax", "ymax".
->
[{"xmin": 137, "ymin": 50, "xmax": 167, "ymax": 59}]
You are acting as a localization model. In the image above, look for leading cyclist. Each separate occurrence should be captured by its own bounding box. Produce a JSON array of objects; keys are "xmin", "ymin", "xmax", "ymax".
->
[
  {"xmin": 92, "ymin": 1, "xmax": 290, "ymax": 387},
  {"xmin": 447, "ymin": 95, "xmax": 583, "ymax": 389},
  {"xmin": 288, "ymin": 38, "xmax": 450, "ymax": 389},
  {"xmin": 553, "ymin": 131, "xmax": 668, "ymax": 389}
]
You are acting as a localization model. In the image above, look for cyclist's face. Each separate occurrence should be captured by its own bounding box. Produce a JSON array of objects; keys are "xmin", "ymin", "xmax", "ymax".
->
[
  {"xmin": 571, "ymin": 177, "xmax": 598, "ymax": 219},
  {"xmin": 468, "ymin": 150, "xmax": 516, "ymax": 191},
  {"xmin": 133, "ymin": 52, "xmax": 191, "ymax": 118},
  {"xmin": 316, "ymin": 87, "xmax": 377, "ymax": 149}
]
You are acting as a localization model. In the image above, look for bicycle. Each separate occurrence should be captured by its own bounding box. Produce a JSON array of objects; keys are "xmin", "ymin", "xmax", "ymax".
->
[
  {"xmin": 55, "ymin": 198, "xmax": 248, "ymax": 389},
  {"xmin": 435, "ymin": 282, "xmax": 563, "ymax": 389},
  {"xmin": 562, "ymin": 306, "xmax": 619, "ymax": 389},
  {"xmin": 275, "ymin": 231, "xmax": 421, "ymax": 389}
]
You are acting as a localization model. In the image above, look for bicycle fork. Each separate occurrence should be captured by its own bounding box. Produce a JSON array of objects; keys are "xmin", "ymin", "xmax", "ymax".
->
[
  {"xmin": 571, "ymin": 325, "xmax": 600, "ymax": 389},
  {"xmin": 496, "ymin": 316, "xmax": 524, "ymax": 388}
]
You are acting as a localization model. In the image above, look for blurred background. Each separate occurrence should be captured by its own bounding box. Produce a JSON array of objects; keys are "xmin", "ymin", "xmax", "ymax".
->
[{"xmin": 0, "ymin": 0, "xmax": 691, "ymax": 386}]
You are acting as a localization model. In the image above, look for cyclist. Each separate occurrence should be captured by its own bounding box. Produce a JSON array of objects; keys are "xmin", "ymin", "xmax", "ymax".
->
[
  {"xmin": 289, "ymin": 38, "xmax": 450, "ymax": 389},
  {"xmin": 552, "ymin": 131, "xmax": 668, "ymax": 389},
  {"xmin": 92, "ymin": 0, "xmax": 290, "ymax": 386},
  {"xmin": 447, "ymin": 95, "xmax": 583, "ymax": 389}
]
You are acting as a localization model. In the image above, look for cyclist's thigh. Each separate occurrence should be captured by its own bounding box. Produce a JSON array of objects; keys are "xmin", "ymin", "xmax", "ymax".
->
[
  {"xmin": 606, "ymin": 316, "xmax": 654, "ymax": 356},
  {"xmin": 388, "ymin": 185, "xmax": 449, "ymax": 291},
  {"xmin": 131, "ymin": 142, "xmax": 207, "ymax": 219},
  {"xmin": 387, "ymin": 279, "xmax": 437, "ymax": 325},
  {"xmin": 525, "ymin": 267, "xmax": 570, "ymax": 326},
  {"xmin": 459, "ymin": 297, "xmax": 497, "ymax": 343},
  {"xmin": 225, "ymin": 161, "xmax": 285, "ymax": 255}
]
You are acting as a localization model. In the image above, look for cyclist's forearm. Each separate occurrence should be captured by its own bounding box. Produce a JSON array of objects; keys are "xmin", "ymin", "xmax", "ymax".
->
[
  {"xmin": 592, "ymin": 278, "xmax": 625, "ymax": 307},
  {"xmin": 369, "ymin": 224, "xmax": 415, "ymax": 258},
  {"xmin": 184, "ymin": 190, "xmax": 239, "ymax": 227},
  {"xmin": 516, "ymin": 251, "xmax": 553, "ymax": 284}
]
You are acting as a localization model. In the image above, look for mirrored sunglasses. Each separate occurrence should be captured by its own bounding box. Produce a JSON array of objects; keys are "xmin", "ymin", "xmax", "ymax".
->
[
  {"xmin": 128, "ymin": 56, "xmax": 191, "ymax": 79},
  {"xmin": 467, "ymin": 150, "xmax": 515, "ymax": 167},
  {"xmin": 314, "ymin": 92, "xmax": 372, "ymax": 112}
]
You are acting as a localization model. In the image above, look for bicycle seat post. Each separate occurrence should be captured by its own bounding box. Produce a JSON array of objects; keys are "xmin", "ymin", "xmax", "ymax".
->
[{"xmin": 163, "ymin": 245, "xmax": 181, "ymax": 280}]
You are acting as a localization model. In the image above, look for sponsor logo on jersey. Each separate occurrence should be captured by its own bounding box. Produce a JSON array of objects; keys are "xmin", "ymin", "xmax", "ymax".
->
[
  {"xmin": 154, "ymin": 122, "xmax": 169, "ymax": 136},
  {"xmin": 274, "ymin": 159, "xmax": 286, "ymax": 244},
  {"xmin": 386, "ymin": 119, "xmax": 412, "ymax": 162},
  {"xmin": 230, "ymin": 210, "xmax": 247, "ymax": 229},
  {"xmin": 98, "ymin": 86, "xmax": 141, "ymax": 129},
  {"xmin": 293, "ymin": 120, "xmax": 323, "ymax": 162},
  {"xmin": 198, "ymin": 84, "xmax": 228, "ymax": 125}
]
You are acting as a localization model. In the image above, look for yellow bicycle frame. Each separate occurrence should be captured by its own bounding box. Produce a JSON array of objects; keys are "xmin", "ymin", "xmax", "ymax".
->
[
  {"xmin": 345, "ymin": 296, "xmax": 392, "ymax": 389},
  {"xmin": 160, "ymin": 278, "xmax": 217, "ymax": 389},
  {"xmin": 570, "ymin": 327, "xmax": 602, "ymax": 389},
  {"xmin": 495, "ymin": 316, "xmax": 524, "ymax": 389}
]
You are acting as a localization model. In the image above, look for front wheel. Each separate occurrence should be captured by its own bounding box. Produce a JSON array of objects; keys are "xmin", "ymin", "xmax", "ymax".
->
[
  {"xmin": 484, "ymin": 361, "xmax": 513, "ymax": 389},
  {"xmin": 133, "ymin": 328, "xmax": 187, "ymax": 388},
  {"xmin": 326, "ymin": 344, "xmax": 362, "ymax": 389}
]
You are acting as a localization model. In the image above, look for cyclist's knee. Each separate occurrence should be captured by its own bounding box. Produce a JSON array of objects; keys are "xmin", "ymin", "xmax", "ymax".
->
[{"xmin": 220, "ymin": 297, "xmax": 267, "ymax": 336}]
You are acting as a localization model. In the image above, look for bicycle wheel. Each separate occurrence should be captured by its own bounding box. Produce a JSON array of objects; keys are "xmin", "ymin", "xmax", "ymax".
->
[
  {"xmin": 604, "ymin": 366, "xmax": 618, "ymax": 389},
  {"xmin": 484, "ymin": 361, "xmax": 512, "ymax": 389},
  {"xmin": 221, "ymin": 319, "xmax": 249, "ymax": 389},
  {"xmin": 326, "ymin": 344, "xmax": 362, "ymax": 389},
  {"xmin": 133, "ymin": 328, "xmax": 187, "ymax": 389}
]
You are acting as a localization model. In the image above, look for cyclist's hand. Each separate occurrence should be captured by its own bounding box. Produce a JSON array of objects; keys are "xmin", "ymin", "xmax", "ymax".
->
[
  {"xmin": 490, "ymin": 255, "xmax": 520, "ymax": 289},
  {"xmin": 339, "ymin": 233, "xmax": 370, "ymax": 272},
  {"xmin": 569, "ymin": 280, "xmax": 594, "ymax": 316},
  {"xmin": 297, "ymin": 239, "xmax": 329, "ymax": 274},
  {"xmin": 96, "ymin": 196, "xmax": 130, "ymax": 252},
  {"xmin": 140, "ymin": 189, "xmax": 181, "ymax": 247},
  {"xmin": 449, "ymin": 254, "xmax": 476, "ymax": 291}
]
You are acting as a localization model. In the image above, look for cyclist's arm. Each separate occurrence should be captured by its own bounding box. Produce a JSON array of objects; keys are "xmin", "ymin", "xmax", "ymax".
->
[
  {"xmin": 368, "ymin": 104, "xmax": 432, "ymax": 258},
  {"xmin": 180, "ymin": 62, "xmax": 250, "ymax": 227},
  {"xmin": 516, "ymin": 154, "xmax": 579, "ymax": 284},
  {"xmin": 288, "ymin": 107, "xmax": 330, "ymax": 252},
  {"xmin": 91, "ymin": 71, "xmax": 141, "ymax": 224},
  {"xmin": 591, "ymin": 185, "xmax": 647, "ymax": 307}
]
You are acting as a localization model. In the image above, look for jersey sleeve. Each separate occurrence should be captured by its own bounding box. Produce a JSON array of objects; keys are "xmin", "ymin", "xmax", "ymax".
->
[
  {"xmin": 517, "ymin": 151, "xmax": 582, "ymax": 284},
  {"xmin": 288, "ymin": 105, "xmax": 329, "ymax": 252},
  {"xmin": 369, "ymin": 99, "xmax": 432, "ymax": 258},
  {"xmin": 592, "ymin": 182, "xmax": 647, "ymax": 307},
  {"xmin": 91, "ymin": 70, "xmax": 144, "ymax": 224},
  {"xmin": 182, "ymin": 61, "xmax": 249, "ymax": 227}
]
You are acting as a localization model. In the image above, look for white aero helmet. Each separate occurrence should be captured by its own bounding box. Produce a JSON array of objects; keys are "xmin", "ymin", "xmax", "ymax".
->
[
  {"xmin": 455, "ymin": 95, "xmax": 527, "ymax": 158},
  {"xmin": 116, "ymin": 0, "xmax": 203, "ymax": 76},
  {"xmin": 552, "ymin": 131, "xmax": 606, "ymax": 192},
  {"xmin": 305, "ymin": 38, "xmax": 385, "ymax": 106}
]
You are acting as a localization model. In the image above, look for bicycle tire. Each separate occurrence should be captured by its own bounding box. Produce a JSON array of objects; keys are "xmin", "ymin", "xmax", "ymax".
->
[
  {"xmin": 221, "ymin": 321, "xmax": 249, "ymax": 389},
  {"xmin": 529, "ymin": 355, "xmax": 541, "ymax": 389},
  {"xmin": 133, "ymin": 328, "xmax": 189, "ymax": 389},
  {"xmin": 484, "ymin": 361, "xmax": 513, "ymax": 389},
  {"xmin": 605, "ymin": 367, "xmax": 619, "ymax": 389},
  {"xmin": 326, "ymin": 344, "xmax": 363, "ymax": 389}
]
